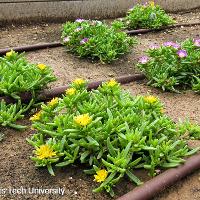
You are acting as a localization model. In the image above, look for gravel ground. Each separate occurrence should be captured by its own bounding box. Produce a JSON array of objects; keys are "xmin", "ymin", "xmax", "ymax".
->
[{"xmin": 0, "ymin": 10, "xmax": 200, "ymax": 200}]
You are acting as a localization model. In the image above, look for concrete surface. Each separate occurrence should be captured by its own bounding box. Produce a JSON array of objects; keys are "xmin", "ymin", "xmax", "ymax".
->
[{"xmin": 0, "ymin": 0, "xmax": 200, "ymax": 25}]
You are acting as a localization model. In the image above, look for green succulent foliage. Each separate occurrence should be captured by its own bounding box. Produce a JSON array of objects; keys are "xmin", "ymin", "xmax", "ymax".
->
[
  {"xmin": 124, "ymin": 2, "xmax": 175, "ymax": 29},
  {"xmin": 178, "ymin": 120, "xmax": 200, "ymax": 140},
  {"xmin": 0, "ymin": 51, "xmax": 56, "ymax": 99},
  {"xmin": 0, "ymin": 99, "xmax": 34, "ymax": 130},
  {"xmin": 28, "ymin": 81, "xmax": 199, "ymax": 196},
  {"xmin": 137, "ymin": 39, "xmax": 200, "ymax": 92},
  {"xmin": 0, "ymin": 51, "xmax": 56, "ymax": 130},
  {"xmin": 61, "ymin": 19, "xmax": 136, "ymax": 63}
]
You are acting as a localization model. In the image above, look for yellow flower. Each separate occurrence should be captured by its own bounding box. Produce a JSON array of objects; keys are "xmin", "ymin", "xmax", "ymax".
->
[
  {"xmin": 6, "ymin": 50, "xmax": 15, "ymax": 57},
  {"xmin": 66, "ymin": 88, "xmax": 76, "ymax": 96},
  {"xmin": 73, "ymin": 78, "xmax": 85, "ymax": 85},
  {"xmin": 149, "ymin": 1, "xmax": 155, "ymax": 7},
  {"xmin": 47, "ymin": 97, "xmax": 59, "ymax": 107},
  {"xmin": 37, "ymin": 63, "xmax": 47, "ymax": 70},
  {"xmin": 30, "ymin": 111, "xmax": 42, "ymax": 121},
  {"xmin": 160, "ymin": 108, "xmax": 165, "ymax": 113},
  {"xmin": 36, "ymin": 144, "xmax": 56, "ymax": 160},
  {"xmin": 106, "ymin": 79, "xmax": 118, "ymax": 87},
  {"xmin": 94, "ymin": 169, "xmax": 108, "ymax": 183},
  {"xmin": 74, "ymin": 113, "xmax": 92, "ymax": 127},
  {"xmin": 144, "ymin": 95, "xmax": 157, "ymax": 104}
]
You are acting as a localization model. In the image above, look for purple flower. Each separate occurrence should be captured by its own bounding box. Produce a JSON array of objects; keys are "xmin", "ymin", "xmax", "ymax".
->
[
  {"xmin": 149, "ymin": 44, "xmax": 159, "ymax": 50},
  {"xmin": 80, "ymin": 38, "xmax": 89, "ymax": 45},
  {"xmin": 75, "ymin": 27, "xmax": 83, "ymax": 32},
  {"xmin": 177, "ymin": 50, "xmax": 187, "ymax": 58},
  {"xmin": 194, "ymin": 39, "xmax": 200, "ymax": 47},
  {"xmin": 163, "ymin": 41, "xmax": 174, "ymax": 47},
  {"xmin": 139, "ymin": 56, "xmax": 149, "ymax": 64},
  {"xmin": 171, "ymin": 43, "xmax": 180, "ymax": 49},
  {"xmin": 75, "ymin": 18, "xmax": 85, "ymax": 23},
  {"xmin": 163, "ymin": 41, "xmax": 180, "ymax": 49},
  {"xmin": 63, "ymin": 36, "xmax": 71, "ymax": 43}
]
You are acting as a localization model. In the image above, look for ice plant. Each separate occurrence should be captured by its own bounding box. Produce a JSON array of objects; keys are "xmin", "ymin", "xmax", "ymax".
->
[
  {"xmin": 74, "ymin": 113, "xmax": 92, "ymax": 127},
  {"xmin": 94, "ymin": 169, "xmax": 108, "ymax": 183},
  {"xmin": 177, "ymin": 50, "xmax": 187, "ymax": 58},
  {"xmin": 47, "ymin": 97, "xmax": 59, "ymax": 107},
  {"xmin": 80, "ymin": 38, "xmax": 89, "ymax": 45},
  {"xmin": 139, "ymin": 56, "xmax": 149, "ymax": 64},
  {"xmin": 125, "ymin": 2, "xmax": 175, "ymax": 29},
  {"xmin": 62, "ymin": 19, "xmax": 135, "ymax": 63},
  {"xmin": 144, "ymin": 96, "xmax": 157, "ymax": 104},
  {"xmin": 73, "ymin": 78, "xmax": 85, "ymax": 86},
  {"xmin": 66, "ymin": 88, "xmax": 76, "ymax": 96},
  {"xmin": 30, "ymin": 111, "xmax": 42, "ymax": 121},
  {"xmin": 37, "ymin": 63, "xmax": 46, "ymax": 70},
  {"xmin": 106, "ymin": 79, "xmax": 118, "ymax": 87},
  {"xmin": 36, "ymin": 144, "xmax": 56, "ymax": 160},
  {"xmin": 28, "ymin": 80, "xmax": 199, "ymax": 196}
]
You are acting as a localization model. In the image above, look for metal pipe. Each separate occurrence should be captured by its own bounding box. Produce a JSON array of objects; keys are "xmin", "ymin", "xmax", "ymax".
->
[
  {"xmin": 126, "ymin": 22, "xmax": 200, "ymax": 35},
  {"xmin": 0, "ymin": 74, "xmax": 145, "ymax": 104},
  {"xmin": 117, "ymin": 153, "xmax": 200, "ymax": 200},
  {"xmin": 0, "ymin": 42, "xmax": 62, "ymax": 55}
]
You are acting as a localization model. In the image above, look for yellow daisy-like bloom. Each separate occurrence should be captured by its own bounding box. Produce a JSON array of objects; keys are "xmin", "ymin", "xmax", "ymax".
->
[
  {"xmin": 66, "ymin": 88, "xmax": 76, "ymax": 96},
  {"xmin": 47, "ymin": 97, "xmax": 59, "ymax": 107},
  {"xmin": 74, "ymin": 113, "xmax": 92, "ymax": 127},
  {"xmin": 6, "ymin": 50, "xmax": 14, "ymax": 57},
  {"xmin": 73, "ymin": 78, "xmax": 85, "ymax": 85},
  {"xmin": 106, "ymin": 79, "xmax": 118, "ymax": 87},
  {"xmin": 37, "ymin": 63, "xmax": 47, "ymax": 70},
  {"xmin": 30, "ymin": 111, "xmax": 42, "ymax": 121},
  {"xmin": 144, "ymin": 95, "xmax": 157, "ymax": 104},
  {"xmin": 94, "ymin": 169, "xmax": 108, "ymax": 183},
  {"xmin": 149, "ymin": 1, "xmax": 155, "ymax": 7},
  {"xmin": 36, "ymin": 144, "xmax": 56, "ymax": 160}
]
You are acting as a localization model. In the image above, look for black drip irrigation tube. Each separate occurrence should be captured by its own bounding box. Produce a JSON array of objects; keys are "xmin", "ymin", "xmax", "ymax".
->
[
  {"xmin": 117, "ymin": 153, "xmax": 200, "ymax": 200},
  {"xmin": 0, "ymin": 74, "xmax": 146, "ymax": 104},
  {"xmin": 0, "ymin": 22, "xmax": 200, "ymax": 55}
]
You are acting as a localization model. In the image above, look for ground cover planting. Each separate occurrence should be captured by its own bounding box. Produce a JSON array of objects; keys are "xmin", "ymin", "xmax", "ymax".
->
[
  {"xmin": 137, "ymin": 39, "xmax": 200, "ymax": 92},
  {"xmin": 28, "ymin": 79, "xmax": 199, "ymax": 196},
  {"xmin": 124, "ymin": 2, "xmax": 175, "ymax": 29},
  {"xmin": 0, "ymin": 50, "xmax": 56, "ymax": 129},
  {"xmin": 61, "ymin": 19, "xmax": 136, "ymax": 63},
  {"xmin": 1, "ymin": 3, "xmax": 200, "ymax": 200}
]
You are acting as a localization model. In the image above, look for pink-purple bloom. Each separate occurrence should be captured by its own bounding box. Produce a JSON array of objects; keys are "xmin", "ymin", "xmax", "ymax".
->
[
  {"xmin": 75, "ymin": 18, "xmax": 85, "ymax": 23},
  {"xmin": 194, "ymin": 39, "xmax": 200, "ymax": 47},
  {"xmin": 80, "ymin": 38, "xmax": 89, "ymax": 45},
  {"xmin": 139, "ymin": 56, "xmax": 149, "ymax": 64},
  {"xmin": 163, "ymin": 41, "xmax": 174, "ymax": 47},
  {"xmin": 177, "ymin": 50, "xmax": 187, "ymax": 58},
  {"xmin": 63, "ymin": 36, "xmax": 71, "ymax": 43},
  {"xmin": 163, "ymin": 41, "xmax": 180, "ymax": 49}
]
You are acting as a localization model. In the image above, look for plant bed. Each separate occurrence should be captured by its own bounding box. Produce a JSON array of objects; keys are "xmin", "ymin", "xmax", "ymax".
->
[
  {"xmin": 26, "ymin": 79, "xmax": 199, "ymax": 197},
  {"xmin": 0, "ymin": 50, "xmax": 56, "ymax": 129},
  {"xmin": 1, "ymin": 10, "xmax": 200, "ymax": 200},
  {"xmin": 0, "ymin": 81, "xmax": 200, "ymax": 200}
]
